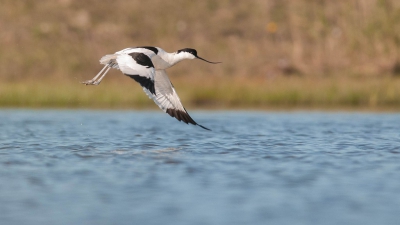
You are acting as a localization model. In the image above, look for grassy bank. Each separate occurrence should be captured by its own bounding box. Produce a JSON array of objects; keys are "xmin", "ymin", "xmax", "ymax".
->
[
  {"xmin": 1, "ymin": 1, "xmax": 400, "ymax": 80},
  {"xmin": 2, "ymin": 75, "xmax": 400, "ymax": 110},
  {"xmin": 1, "ymin": 1, "xmax": 400, "ymax": 109}
]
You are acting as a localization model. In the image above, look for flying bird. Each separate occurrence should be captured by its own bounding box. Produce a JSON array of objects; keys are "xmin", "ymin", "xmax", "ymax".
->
[{"xmin": 82, "ymin": 46, "xmax": 220, "ymax": 130}]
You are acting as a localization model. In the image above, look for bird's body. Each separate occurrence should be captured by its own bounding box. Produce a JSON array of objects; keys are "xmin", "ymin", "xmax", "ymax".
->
[{"xmin": 82, "ymin": 46, "xmax": 220, "ymax": 130}]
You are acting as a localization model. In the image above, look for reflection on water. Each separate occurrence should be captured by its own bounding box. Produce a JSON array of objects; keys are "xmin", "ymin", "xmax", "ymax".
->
[{"xmin": 1, "ymin": 109, "xmax": 400, "ymax": 225}]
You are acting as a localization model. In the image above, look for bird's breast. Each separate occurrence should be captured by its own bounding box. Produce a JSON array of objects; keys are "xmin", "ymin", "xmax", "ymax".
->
[{"xmin": 151, "ymin": 55, "xmax": 173, "ymax": 70}]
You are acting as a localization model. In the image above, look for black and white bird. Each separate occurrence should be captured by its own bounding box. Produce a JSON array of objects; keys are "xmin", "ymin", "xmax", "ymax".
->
[{"xmin": 82, "ymin": 46, "xmax": 220, "ymax": 130}]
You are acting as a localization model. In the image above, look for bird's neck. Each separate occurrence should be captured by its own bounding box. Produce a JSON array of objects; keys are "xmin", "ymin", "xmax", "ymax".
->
[
  {"xmin": 153, "ymin": 51, "xmax": 192, "ymax": 69},
  {"xmin": 164, "ymin": 52, "xmax": 189, "ymax": 67}
]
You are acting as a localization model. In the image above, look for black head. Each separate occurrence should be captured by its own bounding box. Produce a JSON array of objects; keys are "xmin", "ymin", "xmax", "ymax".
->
[
  {"xmin": 177, "ymin": 48, "xmax": 221, "ymax": 64},
  {"xmin": 177, "ymin": 48, "xmax": 198, "ymax": 56}
]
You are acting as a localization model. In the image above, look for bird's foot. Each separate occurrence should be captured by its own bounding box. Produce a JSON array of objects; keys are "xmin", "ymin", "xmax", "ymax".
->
[{"xmin": 81, "ymin": 80, "xmax": 99, "ymax": 85}]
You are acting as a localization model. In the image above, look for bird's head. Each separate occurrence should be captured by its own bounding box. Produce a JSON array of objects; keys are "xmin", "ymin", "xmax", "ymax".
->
[{"xmin": 176, "ymin": 48, "xmax": 221, "ymax": 64}]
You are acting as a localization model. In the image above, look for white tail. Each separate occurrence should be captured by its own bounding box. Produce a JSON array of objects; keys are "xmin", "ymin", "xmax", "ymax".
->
[
  {"xmin": 99, "ymin": 54, "xmax": 117, "ymax": 64},
  {"xmin": 99, "ymin": 54, "xmax": 119, "ymax": 69}
]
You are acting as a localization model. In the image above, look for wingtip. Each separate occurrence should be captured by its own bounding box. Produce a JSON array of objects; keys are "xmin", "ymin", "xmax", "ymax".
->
[{"xmin": 198, "ymin": 124, "xmax": 212, "ymax": 131}]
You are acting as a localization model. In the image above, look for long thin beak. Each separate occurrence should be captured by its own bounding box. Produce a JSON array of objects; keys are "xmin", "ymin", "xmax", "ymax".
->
[{"xmin": 196, "ymin": 56, "xmax": 221, "ymax": 64}]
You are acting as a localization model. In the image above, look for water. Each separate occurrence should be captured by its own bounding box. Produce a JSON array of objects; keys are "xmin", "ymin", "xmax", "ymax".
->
[{"xmin": 1, "ymin": 109, "xmax": 400, "ymax": 225}]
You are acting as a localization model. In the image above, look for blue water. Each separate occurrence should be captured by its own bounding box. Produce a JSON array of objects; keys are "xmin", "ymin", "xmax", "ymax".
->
[{"xmin": 1, "ymin": 109, "xmax": 400, "ymax": 225}]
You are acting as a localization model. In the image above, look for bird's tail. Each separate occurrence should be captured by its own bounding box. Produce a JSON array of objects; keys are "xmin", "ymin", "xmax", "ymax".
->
[{"xmin": 100, "ymin": 54, "xmax": 119, "ymax": 69}]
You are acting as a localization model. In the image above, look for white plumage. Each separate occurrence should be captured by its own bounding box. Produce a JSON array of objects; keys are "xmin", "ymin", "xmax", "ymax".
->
[{"xmin": 82, "ymin": 46, "xmax": 220, "ymax": 130}]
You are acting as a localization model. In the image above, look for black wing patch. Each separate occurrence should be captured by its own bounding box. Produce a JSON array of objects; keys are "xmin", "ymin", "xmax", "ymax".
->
[
  {"xmin": 128, "ymin": 52, "xmax": 154, "ymax": 68},
  {"xmin": 166, "ymin": 108, "xmax": 211, "ymax": 130},
  {"xmin": 126, "ymin": 74, "xmax": 156, "ymax": 95},
  {"xmin": 136, "ymin": 46, "xmax": 159, "ymax": 55}
]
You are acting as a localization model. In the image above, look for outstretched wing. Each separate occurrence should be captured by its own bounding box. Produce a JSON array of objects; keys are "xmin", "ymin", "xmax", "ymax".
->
[
  {"xmin": 142, "ymin": 70, "xmax": 210, "ymax": 130},
  {"xmin": 101, "ymin": 47, "xmax": 159, "ymax": 70},
  {"xmin": 116, "ymin": 52, "xmax": 156, "ymax": 95}
]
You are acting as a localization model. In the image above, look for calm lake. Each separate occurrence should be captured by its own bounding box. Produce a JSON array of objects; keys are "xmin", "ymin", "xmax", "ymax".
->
[{"xmin": 1, "ymin": 109, "xmax": 400, "ymax": 225}]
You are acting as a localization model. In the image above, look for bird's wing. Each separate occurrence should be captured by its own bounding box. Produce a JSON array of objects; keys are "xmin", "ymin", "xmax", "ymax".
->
[
  {"xmin": 104, "ymin": 47, "xmax": 159, "ymax": 70},
  {"xmin": 115, "ymin": 47, "xmax": 159, "ymax": 55},
  {"xmin": 116, "ymin": 52, "xmax": 156, "ymax": 95},
  {"xmin": 142, "ymin": 70, "xmax": 210, "ymax": 130}
]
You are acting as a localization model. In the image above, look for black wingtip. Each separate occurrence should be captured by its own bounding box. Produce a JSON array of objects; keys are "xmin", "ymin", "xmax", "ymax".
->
[
  {"xmin": 198, "ymin": 124, "xmax": 211, "ymax": 131},
  {"xmin": 165, "ymin": 108, "xmax": 211, "ymax": 131}
]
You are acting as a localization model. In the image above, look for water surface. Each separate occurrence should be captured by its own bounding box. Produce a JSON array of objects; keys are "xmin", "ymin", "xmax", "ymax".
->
[{"xmin": 1, "ymin": 110, "xmax": 400, "ymax": 225}]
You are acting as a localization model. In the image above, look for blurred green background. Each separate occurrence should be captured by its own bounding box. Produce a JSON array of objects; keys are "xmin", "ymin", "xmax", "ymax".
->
[{"xmin": 1, "ymin": 0, "xmax": 400, "ymax": 109}]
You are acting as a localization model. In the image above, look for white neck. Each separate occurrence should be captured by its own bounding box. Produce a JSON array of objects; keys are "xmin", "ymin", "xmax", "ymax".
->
[{"xmin": 156, "ymin": 51, "xmax": 194, "ymax": 69}]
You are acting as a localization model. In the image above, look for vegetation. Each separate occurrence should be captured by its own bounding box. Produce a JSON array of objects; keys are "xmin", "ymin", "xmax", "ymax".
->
[
  {"xmin": 2, "ymin": 76, "xmax": 400, "ymax": 110},
  {"xmin": 1, "ymin": 0, "xmax": 400, "ymax": 109}
]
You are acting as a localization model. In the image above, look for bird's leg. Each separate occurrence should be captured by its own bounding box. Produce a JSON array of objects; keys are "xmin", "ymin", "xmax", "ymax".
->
[
  {"xmin": 92, "ymin": 66, "xmax": 112, "ymax": 85},
  {"xmin": 81, "ymin": 65, "xmax": 109, "ymax": 85}
]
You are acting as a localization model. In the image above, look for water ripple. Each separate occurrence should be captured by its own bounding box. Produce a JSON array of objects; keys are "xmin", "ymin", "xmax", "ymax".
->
[{"xmin": 1, "ymin": 110, "xmax": 400, "ymax": 225}]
